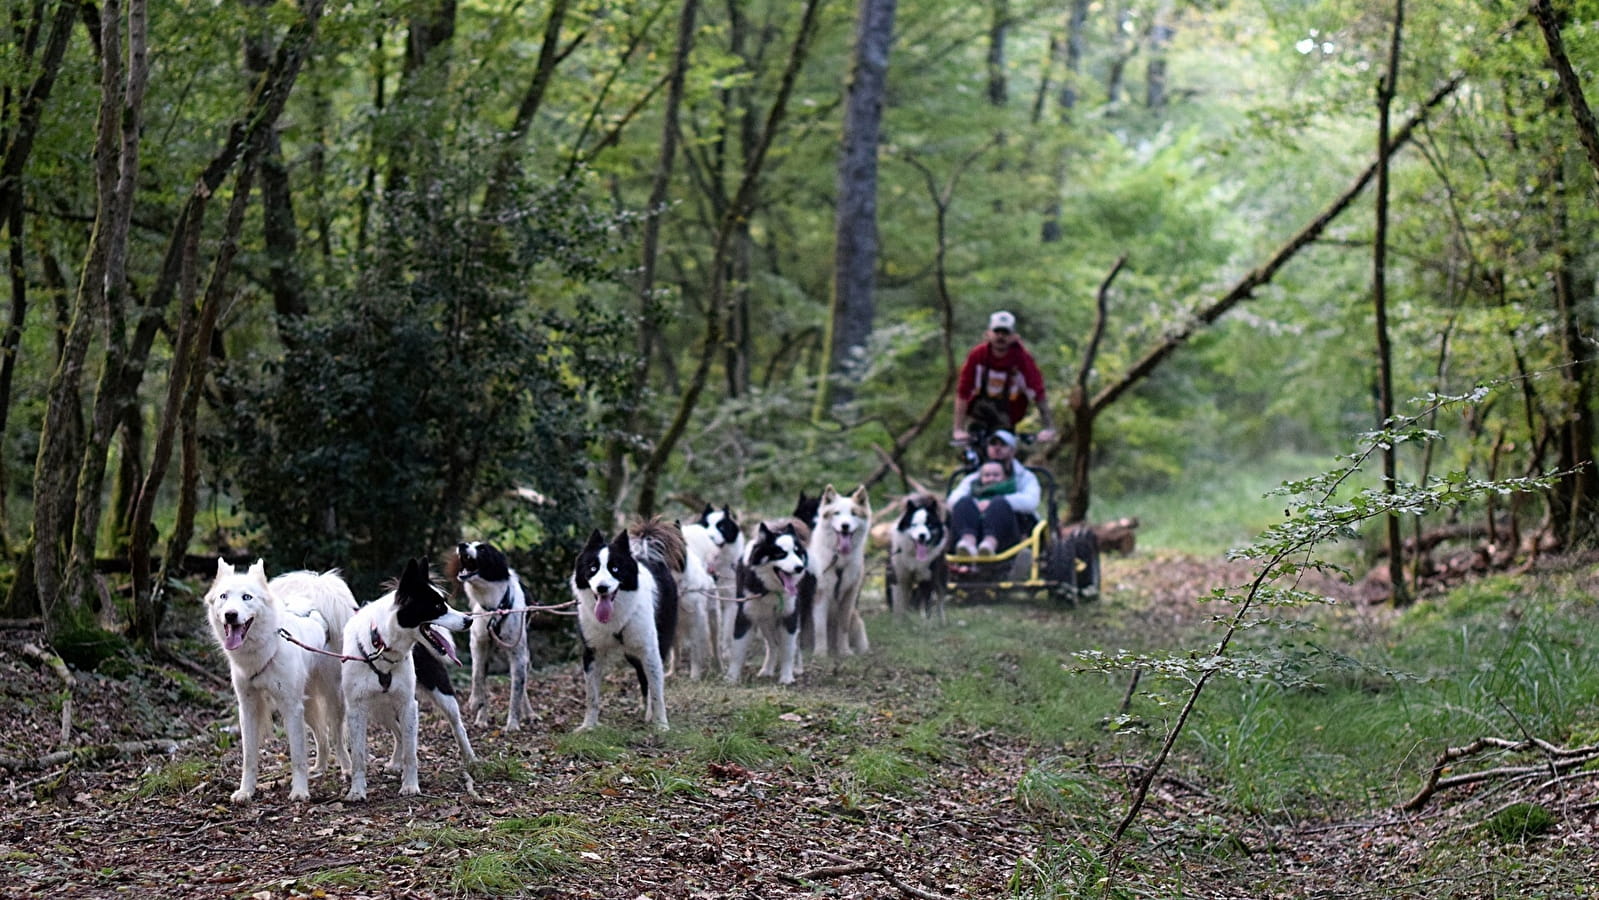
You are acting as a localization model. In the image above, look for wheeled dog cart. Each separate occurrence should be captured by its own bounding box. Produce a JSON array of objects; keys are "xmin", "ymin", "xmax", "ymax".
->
[{"xmin": 943, "ymin": 434, "xmax": 1101, "ymax": 606}]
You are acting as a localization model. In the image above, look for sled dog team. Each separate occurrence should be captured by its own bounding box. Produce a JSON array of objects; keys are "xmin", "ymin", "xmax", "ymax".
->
[{"xmin": 207, "ymin": 483, "xmax": 950, "ymax": 802}]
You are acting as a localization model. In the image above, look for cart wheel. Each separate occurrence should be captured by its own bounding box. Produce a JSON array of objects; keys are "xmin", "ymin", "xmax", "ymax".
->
[{"xmin": 1046, "ymin": 525, "xmax": 1101, "ymax": 605}]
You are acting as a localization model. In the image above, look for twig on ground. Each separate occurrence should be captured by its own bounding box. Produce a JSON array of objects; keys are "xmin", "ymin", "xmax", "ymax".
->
[
  {"xmin": 159, "ymin": 647, "xmax": 229, "ymax": 688},
  {"xmin": 785, "ymin": 849, "xmax": 958, "ymax": 900},
  {"xmin": 1401, "ymin": 736, "xmax": 1599, "ymax": 812},
  {"xmin": 0, "ymin": 738, "xmax": 180, "ymax": 775},
  {"xmin": 21, "ymin": 642, "xmax": 74, "ymax": 744}
]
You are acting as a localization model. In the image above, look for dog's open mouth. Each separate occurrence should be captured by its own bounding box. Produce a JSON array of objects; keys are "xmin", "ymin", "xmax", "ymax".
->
[
  {"xmin": 223, "ymin": 617, "xmax": 253, "ymax": 651},
  {"xmin": 915, "ymin": 540, "xmax": 933, "ymax": 562},
  {"xmin": 778, "ymin": 570, "xmax": 800, "ymax": 597},
  {"xmin": 836, "ymin": 530, "xmax": 854, "ymax": 555},
  {"xmin": 424, "ymin": 624, "xmax": 461, "ymax": 665},
  {"xmin": 594, "ymin": 590, "xmax": 616, "ymax": 624}
]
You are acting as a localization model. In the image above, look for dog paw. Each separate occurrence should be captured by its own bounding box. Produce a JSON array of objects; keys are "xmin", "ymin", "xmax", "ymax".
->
[
  {"xmin": 344, "ymin": 789, "xmax": 366, "ymax": 803},
  {"xmin": 400, "ymin": 784, "xmax": 420, "ymax": 797},
  {"xmin": 230, "ymin": 788, "xmax": 254, "ymax": 804},
  {"xmin": 289, "ymin": 788, "xmax": 310, "ymax": 803}
]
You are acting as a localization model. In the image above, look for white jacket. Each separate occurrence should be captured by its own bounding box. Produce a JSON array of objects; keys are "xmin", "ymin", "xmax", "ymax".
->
[{"xmin": 947, "ymin": 462, "xmax": 1041, "ymax": 516}]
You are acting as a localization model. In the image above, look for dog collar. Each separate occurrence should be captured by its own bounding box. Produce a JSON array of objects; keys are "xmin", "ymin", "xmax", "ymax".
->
[
  {"xmin": 359, "ymin": 630, "xmax": 394, "ymax": 692},
  {"xmin": 247, "ymin": 645, "xmax": 279, "ymax": 683}
]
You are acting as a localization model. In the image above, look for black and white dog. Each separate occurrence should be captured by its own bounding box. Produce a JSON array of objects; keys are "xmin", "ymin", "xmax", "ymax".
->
[
  {"xmin": 340, "ymin": 558, "xmax": 474, "ymax": 801},
  {"xmin": 450, "ymin": 541, "xmax": 532, "ymax": 731},
  {"xmin": 681, "ymin": 505, "xmax": 745, "ymax": 671},
  {"xmin": 726, "ymin": 519, "xmax": 815, "ymax": 686},
  {"xmin": 570, "ymin": 525, "xmax": 680, "ymax": 731},
  {"xmin": 886, "ymin": 493, "xmax": 950, "ymax": 623}
]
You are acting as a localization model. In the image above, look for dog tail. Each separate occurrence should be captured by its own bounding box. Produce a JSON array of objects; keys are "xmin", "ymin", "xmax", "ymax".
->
[
  {"xmin": 628, "ymin": 516, "xmax": 687, "ymax": 573},
  {"xmin": 305, "ymin": 570, "xmax": 359, "ymax": 646}
]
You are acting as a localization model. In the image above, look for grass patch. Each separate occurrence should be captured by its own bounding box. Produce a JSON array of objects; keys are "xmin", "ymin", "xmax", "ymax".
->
[
  {"xmin": 1486, "ymin": 803, "xmax": 1556, "ymax": 842},
  {"xmin": 444, "ymin": 815, "xmax": 593, "ymax": 895},
  {"xmin": 302, "ymin": 866, "xmax": 382, "ymax": 891},
  {"xmin": 469, "ymin": 754, "xmax": 533, "ymax": 783},
  {"xmin": 842, "ymin": 746, "xmax": 923, "ymax": 794},
  {"xmin": 124, "ymin": 759, "xmax": 208, "ymax": 799},
  {"xmin": 551, "ymin": 727, "xmax": 630, "ymax": 762}
]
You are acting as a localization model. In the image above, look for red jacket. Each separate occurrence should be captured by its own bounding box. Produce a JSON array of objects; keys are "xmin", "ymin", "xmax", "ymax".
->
[{"xmin": 957, "ymin": 340, "xmax": 1046, "ymax": 427}]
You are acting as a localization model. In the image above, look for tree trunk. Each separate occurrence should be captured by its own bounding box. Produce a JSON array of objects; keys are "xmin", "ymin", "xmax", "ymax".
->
[
  {"xmin": 1530, "ymin": 0, "xmax": 1599, "ymax": 545},
  {"xmin": 818, "ymin": 0, "xmax": 895, "ymax": 414},
  {"xmin": 134, "ymin": 161, "xmax": 254, "ymax": 646},
  {"xmin": 33, "ymin": 0, "xmax": 142, "ymax": 640},
  {"xmin": 1039, "ymin": 0, "xmax": 1088, "ymax": 244},
  {"xmin": 987, "ymin": 0, "xmax": 1008, "ymax": 107},
  {"xmin": 1065, "ymin": 256, "xmax": 1125, "ymax": 524},
  {"xmin": 1372, "ymin": 0, "xmax": 1410, "ymax": 605},
  {"xmin": 862, "ymin": 143, "xmax": 994, "ymax": 490},
  {"xmin": 1547, "ymin": 157, "xmax": 1598, "ymax": 545},
  {"xmin": 1531, "ymin": 0, "xmax": 1599, "ymax": 180},
  {"xmin": 1146, "ymin": 0, "xmax": 1174, "ymax": 111},
  {"xmin": 1, "ymin": 202, "xmax": 27, "ymax": 553}
]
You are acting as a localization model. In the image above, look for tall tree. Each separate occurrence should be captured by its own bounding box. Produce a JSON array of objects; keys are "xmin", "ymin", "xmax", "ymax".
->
[
  {"xmin": 1372, "ymin": 0, "xmax": 1410, "ymax": 604},
  {"xmin": 817, "ymin": 0, "xmax": 896, "ymax": 414},
  {"xmin": 31, "ymin": 0, "xmax": 150, "ymax": 637},
  {"xmin": 1530, "ymin": 0, "xmax": 1599, "ymax": 545}
]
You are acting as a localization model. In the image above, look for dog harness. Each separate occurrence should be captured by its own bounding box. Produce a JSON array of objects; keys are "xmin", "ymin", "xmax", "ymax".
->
[
  {"xmin": 358, "ymin": 627, "xmax": 397, "ymax": 691},
  {"xmin": 491, "ymin": 585, "xmax": 516, "ymax": 642}
]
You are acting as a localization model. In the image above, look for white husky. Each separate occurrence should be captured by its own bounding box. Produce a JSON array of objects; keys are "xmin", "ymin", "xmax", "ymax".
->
[
  {"xmin": 807, "ymin": 484, "xmax": 872, "ymax": 658},
  {"xmin": 205, "ymin": 559, "xmax": 356, "ymax": 803}
]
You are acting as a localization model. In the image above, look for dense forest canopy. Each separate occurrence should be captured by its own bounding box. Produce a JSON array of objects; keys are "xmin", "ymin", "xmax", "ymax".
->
[{"xmin": 1, "ymin": 0, "xmax": 1596, "ymax": 642}]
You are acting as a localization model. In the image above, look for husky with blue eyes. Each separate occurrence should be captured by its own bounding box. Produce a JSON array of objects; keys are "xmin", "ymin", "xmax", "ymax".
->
[
  {"xmin": 205, "ymin": 559, "xmax": 357, "ymax": 803},
  {"xmin": 570, "ymin": 524, "xmax": 680, "ymax": 732}
]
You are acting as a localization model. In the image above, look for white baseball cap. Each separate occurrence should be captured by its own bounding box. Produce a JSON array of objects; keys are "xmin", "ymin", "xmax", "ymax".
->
[{"xmin": 988, "ymin": 310, "xmax": 1016, "ymax": 332}]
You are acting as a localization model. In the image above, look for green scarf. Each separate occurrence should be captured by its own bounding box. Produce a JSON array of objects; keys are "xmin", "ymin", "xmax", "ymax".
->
[{"xmin": 974, "ymin": 477, "xmax": 1015, "ymax": 499}]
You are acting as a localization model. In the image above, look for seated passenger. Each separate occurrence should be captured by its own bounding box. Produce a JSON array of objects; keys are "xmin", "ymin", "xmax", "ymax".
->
[{"xmin": 948, "ymin": 430, "xmax": 1040, "ymax": 556}]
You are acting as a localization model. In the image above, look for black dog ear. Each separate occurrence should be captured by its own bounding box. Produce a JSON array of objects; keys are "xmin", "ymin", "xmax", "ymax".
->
[
  {"xmin": 701, "ymin": 503, "xmax": 714, "ymax": 520},
  {"xmin": 607, "ymin": 530, "xmax": 632, "ymax": 559},
  {"xmin": 399, "ymin": 557, "xmax": 429, "ymax": 592},
  {"xmin": 582, "ymin": 529, "xmax": 605, "ymax": 554}
]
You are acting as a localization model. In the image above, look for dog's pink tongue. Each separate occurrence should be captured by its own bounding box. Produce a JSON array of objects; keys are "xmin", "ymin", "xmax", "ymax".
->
[
  {"xmin": 915, "ymin": 542, "xmax": 931, "ymax": 562},
  {"xmin": 779, "ymin": 571, "xmax": 799, "ymax": 596},
  {"xmin": 428, "ymin": 626, "xmax": 461, "ymax": 665},
  {"xmin": 223, "ymin": 621, "xmax": 249, "ymax": 651},
  {"xmin": 595, "ymin": 596, "xmax": 613, "ymax": 624},
  {"xmin": 838, "ymin": 532, "xmax": 853, "ymax": 554}
]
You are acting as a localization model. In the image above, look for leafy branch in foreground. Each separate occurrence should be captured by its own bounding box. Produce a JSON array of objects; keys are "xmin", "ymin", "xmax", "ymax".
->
[{"xmin": 1079, "ymin": 387, "xmax": 1560, "ymax": 866}]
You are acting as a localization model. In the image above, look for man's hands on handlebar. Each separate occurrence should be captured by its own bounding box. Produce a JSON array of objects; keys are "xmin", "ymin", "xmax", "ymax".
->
[{"xmin": 952, "ymin": 427, "xmax": 1056, "ymax": 445}]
